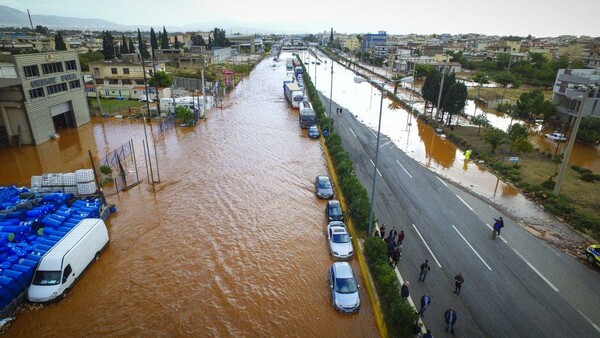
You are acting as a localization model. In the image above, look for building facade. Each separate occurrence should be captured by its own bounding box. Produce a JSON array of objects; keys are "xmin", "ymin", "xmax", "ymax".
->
[
  {"xmin": 552, "ymin": 69, "xmax": 600, "ymax": 121},
  {"xmin": 87, "ymin": 59, "xmax": 166, "ymax": 100},
  {"xmin": 361, "ymin": 31, "xmax": 387, "ymax": 52},
  {"xmin": 0, "ymin": 51, "xmax": 89, "ymax": 145}
]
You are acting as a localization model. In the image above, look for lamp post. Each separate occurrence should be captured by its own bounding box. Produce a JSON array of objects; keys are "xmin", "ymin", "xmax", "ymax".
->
[
  {"xmin": 328, "ymin": 60, "xmax": 333, "ymax": 133},
  {"xmin": 553, "ymin": 87, "xmax": 590, "ymax": 195},
  {"xmin": 355, "ymin": 75, "xmax": 414, "ymax": 237}
]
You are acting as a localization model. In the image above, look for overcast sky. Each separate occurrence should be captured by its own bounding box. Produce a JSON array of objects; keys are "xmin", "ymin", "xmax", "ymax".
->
[{"xmin": 4, "ymin": 0, "xmax": 600, "ymax": 37}]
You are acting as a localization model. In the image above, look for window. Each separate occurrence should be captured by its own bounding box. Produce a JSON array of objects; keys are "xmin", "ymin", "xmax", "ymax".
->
[
  {"xmin": 108, "ymin": 79, "xmax": 119, "ymax": 85},
  {"xmin": 111, "ymin": 68, "xmax": 118, "ymax": 75},
  {"xmin": 123, "ymin": 68, "xmax": 130, "ymax": 75},
  {"xmin": 122, "ymin": 79, "xmax": 132, "ymax": 85},
  {"xmin": 47, "ymin": 83, "xmax": 68, "ymax": 95},
  {"xmin": 62, "ymin": 265, "xmax": 72, "ymax": 284},
  {"xmin": 23, "ymin": 65, "xmax": 40, "ymax": 78},
  {"xmin": 65, "ymin": 60, "xmax": 77, "ymax": 71},
  {"xmin": 41, "ymin": 62, "xmax": 64, "ymax": 75},
  {"xmin": 69, "ymin": 79, "xmax": 81, "ymax": 89},
  {"xmin": 29, "ymin": 87, "xmax": 45, "ymax": 99}
]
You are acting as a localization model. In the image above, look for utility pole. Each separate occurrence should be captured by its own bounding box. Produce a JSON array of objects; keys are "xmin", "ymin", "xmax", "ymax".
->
[
  {"xmin": 553, "ymin": 88, "xmax": 589, "ymax": 195},
  {"xmin": 435, "ymin": 66, "xmax": 445, "ymax": 120}
]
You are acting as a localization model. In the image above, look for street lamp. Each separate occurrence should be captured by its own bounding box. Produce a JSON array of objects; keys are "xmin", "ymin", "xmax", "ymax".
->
[
  {"xmin": 355, "ymin": 75, "xmax": 414, "ymax": 237},
  {"xmin": 328, "ymin": 60, "xmax": 334, "ymax": 133}
]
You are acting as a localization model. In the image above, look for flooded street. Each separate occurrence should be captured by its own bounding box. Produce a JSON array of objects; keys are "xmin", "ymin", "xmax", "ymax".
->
[{"xmin": 1, "ymin": 55, "xmax": 377, "ymax": 336}]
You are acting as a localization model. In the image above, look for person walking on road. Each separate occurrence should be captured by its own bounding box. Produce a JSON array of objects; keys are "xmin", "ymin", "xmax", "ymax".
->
[
  {"xmin": 454, "ymin": 273, "xmax": 464, "ymax": 295},
  {"xmin": 412, "ymin": 321, "xmax": 423, "ymax": 337},
  {"xmin": 380, "ymin": 223, "xmax": 387, "ymax": 239},
  {"xmin": 495, "ymin": 217, "xmax": 504, "ymax": 236},
  {"xmin": 401, "ymin": 281, "xmax": 410, "ymax": 300},
  {"xmin": 418, "ymin": 259, "xmax": 431, "ymax": 282},
  {"xmin": 418, "ymin": 292, "xmax": 432, "ymax": 317},
  {"xmin": 444, "ymin": 306, "xmax": 457, "ymax": 334},
  {"xmin": 390, "ymin": 243, "xmax": 402, "ymax": 268},
  {"xmin": 389, "ymin": 226, "xmax": 398, "ymax": 243},
  {"xmin": 492, "ymin": 220, "xmax": 501, "ymax": 239},
  {"xmin": 386, "ymin": 235, "xmax": 396, "ymax": 261}
]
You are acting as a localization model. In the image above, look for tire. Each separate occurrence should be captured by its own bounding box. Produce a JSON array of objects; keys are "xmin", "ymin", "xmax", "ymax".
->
[
  {"xmin": 587, "ymin": 254, "xmax": 596, "ymax": 264},
  {"xmin": 94, "ymin": 252, "xmax": 101, "ymax": 261}
]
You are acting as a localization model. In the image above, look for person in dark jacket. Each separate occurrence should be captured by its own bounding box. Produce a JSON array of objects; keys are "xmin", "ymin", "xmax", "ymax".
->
[
  {"xmin": 398, "ymin": 230, "xmax": 405, "ymax": 244},
  {"xmin": 422, "ymin": 329, "xmax": 433, "ymax": 338},
  {"xmin": 444, "ymin": 306, "xmax": 457, "ymax": 334},
  {"xmin": 454, "ymin": 273, "xmax": 464, "ymax": 294},
  {"xmin": 380, "ymin": 223, "xmax": 387, "ymax": 239},
  {"xmin": 418, "ymin": 292, "xmax": 432, "ymax": 317},
  {"xmin": 401, "ymin": 281, "xmax": 410, "ymax": 300},
  {"xmin": 419, "ymin": 259, "xmax": 431, "ymax": 282}
]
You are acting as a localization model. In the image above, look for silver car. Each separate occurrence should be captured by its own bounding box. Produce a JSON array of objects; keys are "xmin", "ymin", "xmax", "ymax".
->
[
  {"xmin": 329, "ymin": 262, "xmax": 360, "ymax": 313},
  {"xmin": 327, "ymin": 223, "xmax": 353, "ymax": 260},
  {"xmin": 315, "ymin": 175, "xmax": 334, "ymax": 199}
]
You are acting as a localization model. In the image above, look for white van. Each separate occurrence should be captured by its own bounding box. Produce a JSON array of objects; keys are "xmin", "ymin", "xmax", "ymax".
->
[{"xmin": 28, "ymin": 218, "xmax": 109, "ymax": 303}]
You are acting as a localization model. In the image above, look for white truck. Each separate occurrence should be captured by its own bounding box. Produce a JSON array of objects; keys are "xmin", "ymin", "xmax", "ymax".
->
[
  {"xmin": 283, "ymin": 81, "xmax": 304, "ymax": 109},
  {"xmin": 28, "ymin": 218, "xmax": 109, "ymax": 303}
]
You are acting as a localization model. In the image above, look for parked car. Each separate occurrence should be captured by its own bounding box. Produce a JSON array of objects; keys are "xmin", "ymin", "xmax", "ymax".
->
[
  {"xmin": 586, "ymin": 244, "xmax": 600, "ymax": 267},
  {"xmin": 545, "ymin": 132, "xmax": 567, "ymax": 142},
  {"xmin": 139, "ymin": 97, "xmax": 154, "ymax": 103},
  {"xmin": 327, "ymin": 223, "xmax": 353, "ymax": 260},
  {"xmin": 315, "ymin": 175, "xmax": 334, "ymax": 199},
  {"xmin": 326, "ymin": 200, "xmax": 344, "ymax": 221},
  {"xmin": 329, "ymin": 262, "xmax": 360, "ymax": 313},
  {"xmin": 308, "ymin": 125, "xmax": 320, "ymax": 138}
]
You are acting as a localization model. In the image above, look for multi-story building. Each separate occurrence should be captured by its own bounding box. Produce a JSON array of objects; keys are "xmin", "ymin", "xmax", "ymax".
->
[
  {"xmin": 342, "ymin": 35, "xmax": 360, "ymax": 52},
  {"xmin": 582, "ymin": 47, "xmax": 600, "ymax": 69},
  {"xmin": 552, "ymin": 69, "xmax": 600, "ymax": 122},
  {"xmin": 0, "ymin": 51, "xmax": 90, "ymax": 145},
  {"xmin": 361, "ymin": 31, "xmax": 387, "ymax": 53},
  {"xmin": 88, "ymin": 58, "xmax": 166, "ymax": 100}
]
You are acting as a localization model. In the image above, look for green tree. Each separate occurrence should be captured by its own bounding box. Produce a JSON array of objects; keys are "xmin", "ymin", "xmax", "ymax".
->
[
  {"xmin": 174, "ymin": 36, "xmax": 180, "ymax": 49},
  {"xmin": 128, "ymin": 37, "xmax": 136, "ymax": 55},
  {"xmin": 120, "ymin": 34, "xmax": 128, "ymax": 54},
  {"xmin": 150, "ymin": 28, "xmax": 158, "ymax": 51},
  {"xmin": 443, "ymin": 82, "xmax": 468, "ymax": 125},
  {"xmin": 78, "ymin": 51, "xmax": 103, "ymax": 71},
  {"xmin": 54, "ymin": 32, "xmax": 67, "ymax": 51},
  {"xmin": 147, "ymin": 71, "xmax": 173, "ymax": 88},
  {"xmin": 175, "ymin": 106, "xmax": 194, "ymax": 124},
  {"xmin": 484, "ymin": 128, "xmax": 506, "ymax": 153},
  {"xmin": 507, "ymin": 124, "xmax": 529, "ymax": 152},
  {"xmin": 34, "ymin": 25, "xmax": 49, "ymax": 35},
  {"xmin": 329, "ymin": 28, "xmax": 334, "ymax": 47},
  {"xmin": 191, "ymin": 34, "xmax": 205, "ymax": 46},
  {"xmin": 160, "ymin": 26, "xmax": 169, "ymax": 49},
  {"xmin": 391, "ymin": 74, "xmax": 405, "ymax": 94},
  {"xmin": 473, "ymin": 73, "xmax": 489, "ymax": 100},
  {"xmin": 101, "ymin": 31, "xmax": 116, "ymax": 59},
  {"xmin": 137, "ymin": 29, "xmax": 150, "ymax": 59},
  {"xmin": 577, "ymin": 118, "xmax": 600, "ymax": 144},
  {"xmin": 494, "ymin": 71, "xmax": 520, "ymax": 105},
  {"xmin": 471, "ymin": 114, "xmax": 490, "ymax": 136}
]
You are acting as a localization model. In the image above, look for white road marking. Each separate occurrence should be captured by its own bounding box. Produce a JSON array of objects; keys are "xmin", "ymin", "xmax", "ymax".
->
[
  {"xmin": 436, "ymin": 176, "xmax": 448, "ymax": 187},
  {"xmin": 511, "ymin": 248, "xmax": 559, "ymax": 292},
  {"xmin": 485, "ymin": 223, "xmax": 508, "ymax": 244},
  {"xmin": 393, "ymin": 260, "xmax": 428, "ymax": 332},
  {"xmin": 412, "ymin": 224, "xmax": 442, "ymax": 268},
  {"xmin": 369, "ymin": 158, "xmax": 382, "ymax": 177},
  {"xmin": 370, "ymin": 129, "xmax": 377, "ymax": 137},
  {"xmin": 349, "ymin": 127, "xmax": 357, "ymax": 138},
  {"xmin": 396, "ymin": 160, "xmax": 413, "ymax": 178},
  {"xmin": 576, "ymin": 309, "xmax": 600, "ymax": 333},
  {"xmin": 455, "ymin": 195, "xmax": 474, "ymax": 211},
  {"xmin": 452, "ymin": 225, "xmax": 492, "ymax": 271}
]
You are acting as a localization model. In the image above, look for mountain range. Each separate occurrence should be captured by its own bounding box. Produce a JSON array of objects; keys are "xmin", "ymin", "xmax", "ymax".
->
[{"xmin": 0, "ymin": 5, "xmax": 278, "ymax": 34}]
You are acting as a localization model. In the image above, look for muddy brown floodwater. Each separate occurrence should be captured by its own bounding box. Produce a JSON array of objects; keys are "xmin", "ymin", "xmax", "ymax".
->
[{"xmin": 1, "ymin": 57, "xmax": 378, "ymax": 336}]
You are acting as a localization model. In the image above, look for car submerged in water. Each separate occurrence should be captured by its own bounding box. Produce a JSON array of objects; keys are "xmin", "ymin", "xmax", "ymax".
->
[
  {"xmin": 315, "ymin": 175, "xmax": 333, "ymax": 199},
  {"xmin": 545, "ymin": 132, "xmax": 567, "ymax": 142},
  {"xmin": 308, "ymin": 125, "xmax": 319, "ymax": 138}
]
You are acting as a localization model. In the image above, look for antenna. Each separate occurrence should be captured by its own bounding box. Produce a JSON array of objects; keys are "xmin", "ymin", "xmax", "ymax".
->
[{"xmin": 27, "ymin": 9, "xmax": 34, "ymax": 31}]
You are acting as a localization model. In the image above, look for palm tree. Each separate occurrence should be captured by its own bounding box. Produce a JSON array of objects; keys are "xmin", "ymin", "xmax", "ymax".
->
[{"xmin": 391, "ymin": 74, "xmax": 404, "ymax": 94}]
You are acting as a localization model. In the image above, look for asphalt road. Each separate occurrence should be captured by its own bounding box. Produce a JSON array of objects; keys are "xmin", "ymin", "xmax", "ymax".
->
[{"xmin": 320, "ymin": 93, "xmax": 600, "ymax": 337}]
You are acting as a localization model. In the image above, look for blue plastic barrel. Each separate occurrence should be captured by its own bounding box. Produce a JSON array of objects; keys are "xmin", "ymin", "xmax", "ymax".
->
[
  {"xmin": 18, "ymin": 259, "xmax": 38, "ymax": 268},
  {"xmin": 25, "ymin": 209, "xmax": 44, "ymax": 218},
  {"xmin": 0, "ymin": 277, "xmax": 18, "ymax": 297}
]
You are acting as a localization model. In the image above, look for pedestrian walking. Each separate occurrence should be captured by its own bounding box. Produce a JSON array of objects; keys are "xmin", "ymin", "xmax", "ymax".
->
[
  {"xmin": 454, "ymin": 273, "xmax": 464, "ymax": 295},
  {"xmin": 340, "ymin": 108, "xmax": 343, "ymax": 114},
  {"xmin": 398, "ymin": 230, "xmax": 405, "ymax": 244},
  {"xmin": 423, "ymin": 329, "xmax": 433, "ymax": 338},
  {"xmin": 495, "ymin": 217, "xmax": 504, "ymax": 236},
  {"xmin": 387, "ymin": 235, "xmax": 396, "ymax": 261},
  {"xmin": 418, "ymin": 292, "xmax": 432, "ymax": 317},
  {"xmin": 492, "ymin": 220, "xmax": 501, "ymax": 239},
  {"xmin": 444, "ymin": 306, "xmax": 457, "ymax": 335},
  {"xmin": 401, "ymin": 281, "xmax": 410, "ymax": 300},
  {"xmin": 418, "ymin": 260, "xmax": 431, "ymax": 282},
  {"xmin": 380, "ymin": 223, "xmax": 387, "ymax": 239}
]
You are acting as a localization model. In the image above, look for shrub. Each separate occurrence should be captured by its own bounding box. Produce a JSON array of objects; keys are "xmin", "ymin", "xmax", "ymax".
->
[
  {"xmin": 581, "ymin": 172, "xmax": 596, "ymax": 182},
  {"xmin": 571, "ymin": 165, "xmax": 581, "ymax": 172},
  {"xmin": 544, "ymin": 195, "xmax": 574, "ymax": 217},
  {"xmin": 541, "ymin": 178, "xmax": 555, "ymax": 190},
  {"xmin": 579, "ymin": 168, "xmax": 592, "ymax": 175}
]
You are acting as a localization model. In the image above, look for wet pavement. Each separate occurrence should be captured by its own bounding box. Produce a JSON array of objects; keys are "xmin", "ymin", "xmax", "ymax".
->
[{"xmin": 1, "ymin": 55, "xmax": 377, "ymax": 336}]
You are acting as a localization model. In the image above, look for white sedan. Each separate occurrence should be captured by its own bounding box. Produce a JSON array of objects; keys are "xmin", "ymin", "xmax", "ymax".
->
[
  {"xmin": 327, "ymin": 223, "xmax": 353, "ymax": 260},
  {"xmin": 545, "ymin": 132, "xmax": 567, "ymax": 142}
]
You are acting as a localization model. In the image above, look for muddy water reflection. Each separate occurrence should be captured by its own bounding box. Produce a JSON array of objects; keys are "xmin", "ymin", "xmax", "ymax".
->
[{"xmin": 3, "ymin": 58, "xmax": 377, "ymax": 336}]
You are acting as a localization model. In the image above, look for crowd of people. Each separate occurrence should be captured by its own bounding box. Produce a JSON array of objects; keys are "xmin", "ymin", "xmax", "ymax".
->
[{"xmin": 376, "ymin": 222, "xmax": 474, "ymax": 337}]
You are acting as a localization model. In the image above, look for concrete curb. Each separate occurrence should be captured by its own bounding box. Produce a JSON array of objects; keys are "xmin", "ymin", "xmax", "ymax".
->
[{"xmin": 320, "ymin": 135, "xmax": 388, "ymax": 338}]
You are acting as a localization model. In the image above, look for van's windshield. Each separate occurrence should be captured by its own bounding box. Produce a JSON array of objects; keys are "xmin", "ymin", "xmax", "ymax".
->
[{"xmin": 32, "ymin": 270, "xmax": 61, "ymax": 285}]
